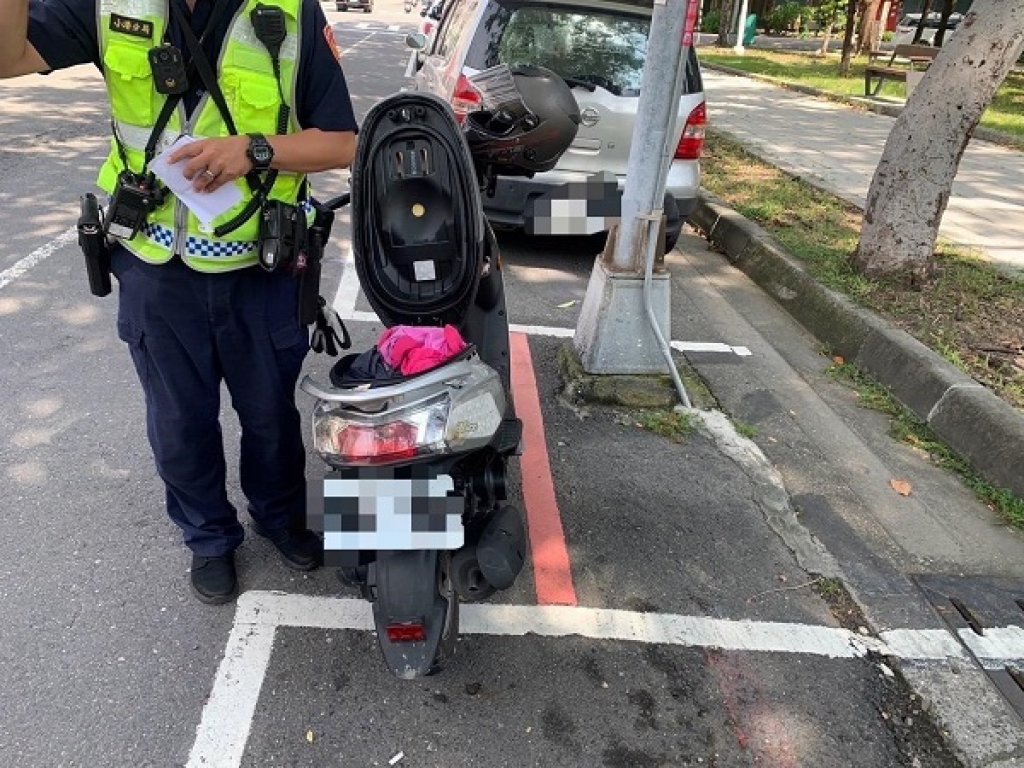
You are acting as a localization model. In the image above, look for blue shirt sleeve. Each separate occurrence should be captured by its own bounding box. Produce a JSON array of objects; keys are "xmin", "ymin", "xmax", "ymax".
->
[
  {"xmin": 27, "ymin": 0, "xmax": 101, "ymax": 72},
  {"xmin": 296, "ymin": 0, "xmax": 359, "ymax": 134}
]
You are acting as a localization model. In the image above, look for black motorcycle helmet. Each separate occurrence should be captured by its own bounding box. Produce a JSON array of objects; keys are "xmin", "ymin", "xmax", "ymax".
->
[{"xmin": 463, "ymin": 65, "xmax": 581, "ymax": 177}]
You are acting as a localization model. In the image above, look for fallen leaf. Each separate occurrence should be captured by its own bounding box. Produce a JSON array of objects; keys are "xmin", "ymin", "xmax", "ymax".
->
[
  {"xmin": 832, "ymin": 355, "xmax": 845, "ymax": 365},
  {"xmin": 889, "ymin": 478, "xmax": 912, "ymax": 497},
  {"xmin": 306, "ymin": 730, "xmax": 315, "ymax": 743},
  {"xmin": 557, "ymin": 300, "xmax": 577, "ymax": 309}
]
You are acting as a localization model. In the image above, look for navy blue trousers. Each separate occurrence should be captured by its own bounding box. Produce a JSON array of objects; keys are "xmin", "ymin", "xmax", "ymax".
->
[{"xmin": 110, "ymin": 246, "xmax": 309, "ymax": 557}]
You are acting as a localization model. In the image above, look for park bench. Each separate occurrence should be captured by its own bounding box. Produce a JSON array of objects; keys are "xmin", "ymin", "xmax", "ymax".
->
[{"xmin": 864, "ymin": 43, "xmax": 938, "ymax": 97}]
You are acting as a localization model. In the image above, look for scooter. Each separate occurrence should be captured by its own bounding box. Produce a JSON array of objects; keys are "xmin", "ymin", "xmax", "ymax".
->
[{"xmin": 300, "ymin": 89, "xmax": 532, "ymax": 679}]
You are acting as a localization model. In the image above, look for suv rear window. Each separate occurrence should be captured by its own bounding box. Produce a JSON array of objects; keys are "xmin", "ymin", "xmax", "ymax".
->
[{"xmin": 466, "ymin": 1, "xmax": 687, "ymax": 98}]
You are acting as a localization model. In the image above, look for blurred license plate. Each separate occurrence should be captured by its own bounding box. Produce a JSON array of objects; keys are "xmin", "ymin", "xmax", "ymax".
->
[
  {"xmin": 309, "ymin": 468, "xmax": 464, "ymax": 551},
  {"xmin": 525, "ymin": 171, "xmax": 621, "ymax": 236}
]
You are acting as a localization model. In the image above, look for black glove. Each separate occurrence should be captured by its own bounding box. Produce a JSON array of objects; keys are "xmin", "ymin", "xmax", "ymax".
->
[{"xmin": 311, "ymin": 296, "xmax": 351, "ymax": 356}]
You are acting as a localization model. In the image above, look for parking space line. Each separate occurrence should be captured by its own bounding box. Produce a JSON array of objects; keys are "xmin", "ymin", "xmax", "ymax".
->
[
  {"xmin": 0, "ymin": 226, "xmax": 77, "ymax": 292},
  {"xmin": 334, "ymin": 310, "xmax": 750, "ymax": 356},
  {"xmin": 187, "ymin": 590, "xmax": 990, "ymax": 768},
  {"xmin": 331, "ymin": 244, "xmax": 360, "ymax": 318},
  {"xmin": 510, "ymin": 332, "xmax": 578, "ymax": 606},
  {"xmin": 186, "ymin": 620, "xmax": 278, "ymax": 768}
]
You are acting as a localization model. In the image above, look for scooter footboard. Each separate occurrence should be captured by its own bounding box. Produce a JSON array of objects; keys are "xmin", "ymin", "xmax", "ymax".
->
[{"xmin": 370, "ymin": 550, "xmax": 458, "ymax": 678}]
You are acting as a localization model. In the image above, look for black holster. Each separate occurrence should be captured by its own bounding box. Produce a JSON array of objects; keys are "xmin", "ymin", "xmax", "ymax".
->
[
  {"xmin": 297, "ymin": 198, "xmax": 335, "ymax": 326},
  {"xmin": 78, "ymin": 193, "xmax": 111, "ymax": 297}
]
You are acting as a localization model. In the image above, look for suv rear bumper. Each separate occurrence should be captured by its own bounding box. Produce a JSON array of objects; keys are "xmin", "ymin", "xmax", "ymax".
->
[{"xmin": 481, "ymin": 174, "xmax": 697, "ymax": 234}]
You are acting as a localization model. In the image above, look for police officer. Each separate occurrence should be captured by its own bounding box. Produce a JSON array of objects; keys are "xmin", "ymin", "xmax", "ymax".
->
[{"xmin": 2, "ymin": 0, "xmax": 358, "ymax": 603}]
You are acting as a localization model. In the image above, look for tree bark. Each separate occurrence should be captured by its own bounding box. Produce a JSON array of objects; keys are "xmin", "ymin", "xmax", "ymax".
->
[
  {"xmin": 934, "ymin": 0, "xmax": 956, "ymax": 47},
  {"xmin": 854, "ymin": 2, "xmax": 1024, "ymax": 278},
  {"xmin": 912, "ymin": 0, "xmax": 934, "ymax": 44},
  {"xmin": 857, "ymin": 0, "xmax": 883, "ymax": 54},
  {"xmin": 819, "ymin": 3, "xmax": 839, "ymax": 55},
  {"xmin": 839, "ymin": 0, "xmax": 859, "ymax": 74},
  {"xmin": 717, "ymin": 0, "xmax": 737, "ymax": 46}
]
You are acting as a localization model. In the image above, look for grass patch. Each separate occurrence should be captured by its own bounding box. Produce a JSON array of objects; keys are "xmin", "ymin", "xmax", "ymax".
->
[
  {"xmin": 701, "ymin": 131, "xmax": 1024, "ymax": 410},
  {"xmin": 814, "ymin": 576, "xmax": 845, "ymax": 601},
  {"xmin": 826, "ymin": 361, "xmax": 1024, "ymax": 528},
  {"xmin": 636, "ymin": 409, "xmax": 697, "ymax": 443},
  {"xmin": 732, "ymin": 419, "xmax": 759, "ymax": 439},
  {"xmin": 698, "ymin": 48, "xmax": 1024, "ymax": 141}
]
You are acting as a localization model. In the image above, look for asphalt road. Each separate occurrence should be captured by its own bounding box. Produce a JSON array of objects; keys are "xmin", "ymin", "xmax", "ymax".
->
[{"xmin": 0, "ymin": 2, "xmax": 1008, "ymax": 767}]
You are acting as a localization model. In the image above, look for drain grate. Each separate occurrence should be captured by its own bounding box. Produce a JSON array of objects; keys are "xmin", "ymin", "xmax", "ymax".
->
[{"xmin": 913, "ymin": 574, "xmax": 1024, "ymax": 721}]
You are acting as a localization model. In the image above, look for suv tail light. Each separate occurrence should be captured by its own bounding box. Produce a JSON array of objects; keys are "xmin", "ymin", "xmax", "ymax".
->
[
  {"xmin": 452, "ymin": 74, "xmax": 482, "ymax": 124},
  {"xmin": 674, "ymin": 101, "xmax": 706, "ymax": 160}
]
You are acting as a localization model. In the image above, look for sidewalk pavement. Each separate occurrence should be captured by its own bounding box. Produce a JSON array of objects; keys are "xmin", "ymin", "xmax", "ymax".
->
[
  {"xmin": 688, "ymin": 65, "xmax": 1024, "ymax": 505},
  {"xmin": 700, "ymin": 68, "xmax": 1024, "ymax": 280}
]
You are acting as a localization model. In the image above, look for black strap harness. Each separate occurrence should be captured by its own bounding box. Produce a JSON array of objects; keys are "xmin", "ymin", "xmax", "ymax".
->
[{"xmin": 111, "ymin": 0, "xmax": 293, "ymax": 237}]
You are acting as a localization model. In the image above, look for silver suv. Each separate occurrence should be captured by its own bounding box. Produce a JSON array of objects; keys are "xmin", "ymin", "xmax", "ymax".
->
[{"xmin": 405, "ymin": 0, "xmax": 706, "ymax": 252}]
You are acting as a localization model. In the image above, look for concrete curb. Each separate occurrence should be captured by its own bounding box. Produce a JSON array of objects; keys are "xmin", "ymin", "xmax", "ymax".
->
[
  {"xmin": 692, "ymin": 191, "xmax": 1024, "ymax": 500},
  {"xmin": 701, "ymin": 62, "xmax": 1024, "ymax": 152}
]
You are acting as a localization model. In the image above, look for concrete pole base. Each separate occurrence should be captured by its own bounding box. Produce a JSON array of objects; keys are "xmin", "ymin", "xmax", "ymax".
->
[{"xmin": 574, "ymin": 256, "xmax": 672, "ymax": 375}]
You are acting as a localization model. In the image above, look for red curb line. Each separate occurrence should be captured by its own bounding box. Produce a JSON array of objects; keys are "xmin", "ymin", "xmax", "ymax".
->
[{"xmin": 509, "ymin": 332, "xmax": 578, "ymax": 607}]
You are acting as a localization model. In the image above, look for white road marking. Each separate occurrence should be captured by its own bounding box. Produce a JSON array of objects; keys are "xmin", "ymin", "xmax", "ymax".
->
[
  {"xmin": 958, "ymin": 625, "xmax": 1024, "ymax": 666},
  {"xmin": 328, "ymin": 263, "xmax": 749, "ymax": 354},
  {"xmin": 185, "ymin": 619, "xmax": 278, "ymax": 768},
  {"xmin": 331, "ymin": 244, "xmax": 360, "ymax": 318},
  {"xmin": 188, "ymin": 591, "xmax": 1006, "ymax": 768},
  {"xmin": 340, "ymin": 30, "xmax": 379, "ymax": 55},
  {"xmin": 672, "ymin": 340, "xmax": 753, "ymax": 356},
  {"xmin": 0, "ymin": 226, "xmax": 78, "ymax": 292},
  {"xmin": 509, "ymin": 323, "xmax": 574, "ymax": 338},
  {"xmin": 334, "ymin": 306, "xmax": 751, "ymax": 355}
]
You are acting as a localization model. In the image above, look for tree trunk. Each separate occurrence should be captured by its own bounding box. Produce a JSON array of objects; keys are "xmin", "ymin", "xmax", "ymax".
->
[
  {"xmin": 854, "ymin": 2, "xmax": 1024, "ymax": 278},
  {"xmin": 839, "ymin": 0, "xmax": 859, "ymax": 74},
  {"xmin": 819, "ymin": 4, "xmax": 839, "ymax": 55},
  {"xmin": 934, "ymin": 0, "xmax": 956, "ymax": 47},
  {"xmin": 912, "ymin": 0, "xmax": 933, "ymax": 44},
  {"xmin": 857, "ymin": 0, "xmax": 883, "ymax": 54},
  {"xmin": 717, "ymin": 0, "xmax": 737, "ymax": 46}
]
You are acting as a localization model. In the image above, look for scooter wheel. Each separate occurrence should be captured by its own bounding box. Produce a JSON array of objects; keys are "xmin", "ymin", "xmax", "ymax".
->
[{"xmin": 451, "ymin": 548, "xmax": 497, "ymax": 602}]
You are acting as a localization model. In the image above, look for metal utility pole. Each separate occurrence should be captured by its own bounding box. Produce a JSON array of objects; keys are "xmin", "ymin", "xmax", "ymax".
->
[{"xmin": 575, "ymin": 0, "xmax": 698, "ymax": 380}]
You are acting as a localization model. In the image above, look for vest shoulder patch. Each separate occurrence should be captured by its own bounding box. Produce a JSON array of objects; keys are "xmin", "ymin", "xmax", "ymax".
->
[{"xmin": 110, "ymin": 13, "xmax": 155, "ymax": 40}]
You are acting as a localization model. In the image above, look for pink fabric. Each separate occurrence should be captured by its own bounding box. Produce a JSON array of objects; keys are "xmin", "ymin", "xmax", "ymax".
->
[{"xmin": 377, "ymin": 325, "xmax": 468, "ymax": 375}]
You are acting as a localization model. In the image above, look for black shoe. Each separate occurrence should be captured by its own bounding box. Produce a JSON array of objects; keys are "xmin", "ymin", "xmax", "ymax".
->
[
  {"xmin": 191, "ymin": 554, "xmax": 237, "ymax": 605},
  {"xmin": 252, "ymin": 522, "xmax": 323, "ymax": 571}
]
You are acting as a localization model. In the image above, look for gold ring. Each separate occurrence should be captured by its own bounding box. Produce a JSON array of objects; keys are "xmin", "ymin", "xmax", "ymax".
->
[{"xmin": 202, "ymin": 169, "xmax": 217, "ymax": 179}]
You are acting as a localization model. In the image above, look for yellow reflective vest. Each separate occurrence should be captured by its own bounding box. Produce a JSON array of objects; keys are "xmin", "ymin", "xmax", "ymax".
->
[{"xmin": 96, "ymin": 0, "xmax": 309, "ymax": 272}]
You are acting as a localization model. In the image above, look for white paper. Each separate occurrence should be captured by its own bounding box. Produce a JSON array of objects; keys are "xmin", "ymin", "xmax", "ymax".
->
[{"xmin": 149, "ymin": 135, "xmax": 243, "ymax": 228}]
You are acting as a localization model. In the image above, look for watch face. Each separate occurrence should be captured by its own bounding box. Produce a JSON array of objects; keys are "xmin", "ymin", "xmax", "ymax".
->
[{"xmin": 250, "ymin": 138, "xmax": 272, "ymax": 165}]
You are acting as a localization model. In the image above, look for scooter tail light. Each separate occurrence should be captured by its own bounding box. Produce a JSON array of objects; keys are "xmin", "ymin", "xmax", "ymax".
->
[
  {"xmin": 674, "ymin": 101, "xmax": 706, "ymax": 160},
  {"xmin": 335, "ymin": 422, "xmax": 421, "ymax": 463},
  {"xmin": 313, "ymin": 395, "xmax": 450, "ymax": 467},
  {"xmin": 386, "ymin": 623, "xmax": 427, "ymax": 643}
]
